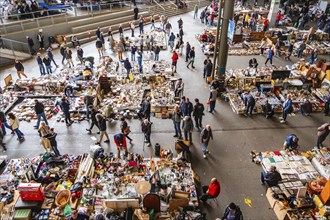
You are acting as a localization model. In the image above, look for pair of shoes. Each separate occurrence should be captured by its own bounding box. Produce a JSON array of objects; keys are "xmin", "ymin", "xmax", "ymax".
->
[
  {"xmin": 280, "ymin": 120, "xmax": 286, "ymax": 123},
  {"xmin": 104, "ymin": 140, "xmax": 110, "ymax": 143},
  {"xmin": 203, "ymin": 154, "xmax": 207, "ymax": 159}
]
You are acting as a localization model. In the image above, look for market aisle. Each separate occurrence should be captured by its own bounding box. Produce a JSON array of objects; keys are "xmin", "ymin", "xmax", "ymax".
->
[{"xmin": 1, "ymin": 9, "xmax": 329, "ymax": 220}]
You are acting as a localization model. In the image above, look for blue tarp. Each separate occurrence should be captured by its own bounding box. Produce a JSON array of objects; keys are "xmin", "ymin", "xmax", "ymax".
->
[{"xmin": 38, "ymin": 2, "xmax": 71, "ymax": 10}]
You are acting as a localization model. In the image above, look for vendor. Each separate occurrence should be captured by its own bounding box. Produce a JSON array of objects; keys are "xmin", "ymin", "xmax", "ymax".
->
[
  {"xmin": 67, "ymin": 209, "xmax": 89, "ymax": 220},
  {"xmin": 299, "ymin": 98, "xmax": 312, "ymax": 116},
  {"xmin": 262, "ymin": 100, "xmax": 274, "ymax": 119},
  {"xmin": 199, "ymin": 177, "xmax": 221, "ymax": 203},
  {"xmin": 114, "ymin": 133, "xmax": 127, "ymax": 158},
  {"xmin": 249, "ymin": 58, "xmax": 258, "ymax": 69},
  {"xmin": 261, "ymin": 166, "xmax": 282, "ymax": 187},
  {"xmin": 283, "ymin": 134, "xmax": 299, "ymax": 152}
]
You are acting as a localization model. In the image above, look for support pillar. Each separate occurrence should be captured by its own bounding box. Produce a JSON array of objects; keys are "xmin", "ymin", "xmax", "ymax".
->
[
  {"xmin": 217, "ymin": 0, "xmax": 235, "ymax": 77},
  {"xmin": 268, "ymin": 0, "xmax": 281, "ymax": 27},
  {"xmin": 211, "ymin": 0, "xmax": 223, "ymax": 80}
]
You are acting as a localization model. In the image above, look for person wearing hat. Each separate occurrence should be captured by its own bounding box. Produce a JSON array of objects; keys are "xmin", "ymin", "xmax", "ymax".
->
[
  {"xmin": 200, "ymin": 125, "xmax": 213, "ymax": 159},
  {"xmin": 199, "ymin": 177, "xmax": 221, "ymax": 203},
  {"xmin": 34, "ymin": 99, "xmax": 49, "ymax": 129},
  {"xmin": 141, "ymin": 119, "xmax": 152, "ymax": 145},
  {"xmin": 283, "ymin": 134, "xmax": 299, "ymax": 152},
  {"xmin": 221, "ymin": 202, "xmax": 243, "ymax": 220},
  {"xmin": 261, "ymin": 165, "xmax": 282, "ymax": 186}
]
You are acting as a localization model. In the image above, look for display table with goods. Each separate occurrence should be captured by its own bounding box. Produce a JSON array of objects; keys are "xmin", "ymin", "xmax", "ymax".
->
[
  {"xmin": 129, "ymin": 28, "xmax": 167, "ymax": 50},
  {"xmin": 122, "ymin": 60, "xmax": 172, "ymax": 77},
  {"xmin": 0, "ymin": 145, "xmax": 202, "ymax": 220},
  {"xmin": 258, "ymin": 149, "xmax": 330, "ymax": 220}
]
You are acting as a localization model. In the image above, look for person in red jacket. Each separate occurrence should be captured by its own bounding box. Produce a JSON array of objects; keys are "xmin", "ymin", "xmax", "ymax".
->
[
  {"xmin": 263, "ymin": 18, "xmax": 269, "ymax": 32},
  {"xmin": 199, "ymin": 177, "xmax": 221, "ymax": 203},
  {"xmin": 114, "ymin": 133, "xmax": 127, "ymax": 158},
  {"xmin": 171, "ymin": 50, "xmax": 179, "ymax": 74}
]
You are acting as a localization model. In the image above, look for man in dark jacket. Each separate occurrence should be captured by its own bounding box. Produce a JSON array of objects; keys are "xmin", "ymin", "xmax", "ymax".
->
[
  {"xmin": 139, "ymin": 19, "xmax": 144, "ymax": 35},
  {"xmin": 154, "ymin": 45, "xmax": 160, "ymax": 61},
  {"xmin": 123, "ymin": 58, "xmax": 132, "ymax": 77},
  {"xmin": 204, "ymin": 59, "xmax": 213, "ymax": 78},
  {"xmin": 221, "ymin": 202, "xmax": 243, "ymax": 220},
  {"xmin": 139, "ymin": 97, "xmax": 151, "ymax": 121},
  {"xmin": 185, "ymin": 42, "xmax": 191, "ymax": 62},
  {"xmin": 36, "ymin": 52, "xmax": 45, "ymax": 75},
  {"xmin": 200, "ymin": 125, "xmax": 213, "ymax": 159},
  {"xmin": 47, "ymin": 47, "xmax": 58, "ymax": 67},
  {"xmin": 95, "ymin": 113, "xmax": 110, "ymax": 145},
  {"xmin": 86, "ymin": 105, "xmax": 100, "ymax": 134},
  {"xmin": 59, "ymin": 97, "xmax": 73, "ymax": 126},
  {"xmin": 299, "ymin": 98, "xmax": 312, "ymax": 116},
  {"xmin": 84, "ymin": 94, "xmax": 94, "ymax": 119},
  {"xmin": 133, "ymin": 6, "xmax": 139, "ymax": 20},
  {"xmin": 43, "ymin": 55, "xmax": 52, "ymax": 74},
  {"xmin": 181, "ymin": 98, "xmax": 193, "ymax": 117},
  {"xmin": 26, "ymin": 36, "xmax": 36, "ymax": 55},
  {"xmin": 244, "ymin": 92, "xmax": 256, "ymax": 116},
  {"xmin": 177, "ymin": 18, "xmax": 183, "ymax": 29},
  {"xmin": 317, "ymin": 123, "xmax": 330, "ymax": 149},
  {"xmin": 193, "ymin": 98, "xmax": 204, "ymax": 129},
  {"xmin": 96, "ymin": 27, "xmax": 101, "ymax": 39},
  {"xmin": 262, "ymin": 100, "xmax": 274, "ymax": 119},
  {"xmin": 141, "ymin": 119, "xmax": 152, "ymax": 145},
  {"xmin": 187, "ymin": 47, "xmax": 195, "ymax": 68},
  {"xmin": 261, "ymin": 165, "xmax": 282, "ymax": 186},
  {"xmin": 131, "ymin": 44, "xmax": 137, "ymax": 61},
  {"xmin": 34, "ymin": 100, "xmax": 49, "ymax": 129}
]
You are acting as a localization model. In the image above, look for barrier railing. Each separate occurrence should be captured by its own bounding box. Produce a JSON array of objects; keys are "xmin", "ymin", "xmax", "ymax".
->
[{"xmin": 0, "ymin": 37, "xmax": 31, "ymax": 58}]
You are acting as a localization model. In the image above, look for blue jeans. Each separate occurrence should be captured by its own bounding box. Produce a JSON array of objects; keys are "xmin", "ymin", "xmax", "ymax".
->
[
  {"xmin": 14, "ymin": 128, "xmax": 24, "ymax": 138},
  {"xmin": 45, "ymin": 65, "xmax": 52, "ymax": 74},
  {"xmin": 174, "ymin": 121, "xmax": 182, "ymax": 137},
  {"xmin": 39, "ymin": 64, "xmax": 46, "ymax": 75},
  {"xmin": 154, "ymin": 54, "xmax": 159, "ymax": 61},
  {"xmin": 36, "ymin": 112, "xmax": 49, "ymax": 128},
  {"xmin": 150, "ymin": 23, "xmax": 155, "ymax": 29},
  {"xmin": 126, "ymin": 68, "xmax": 131, "ymax": 76},
  {"xmin": 201, "ymin": 142, "xmax": 208, "ymax": 154},
  {"xmin": 131, "ymin": 53, "xmax": 135, "ymax": 61},
  {"xmin": 52, "ymin": 143, "xmax": 60, "ymax": 156},
  {"xmin": 209, "ymin": 101, "xmax": 216, "ymax": 113},
  {"xmin": 1, "ymin": 121, "xmax": 12, "ymax": 135}
]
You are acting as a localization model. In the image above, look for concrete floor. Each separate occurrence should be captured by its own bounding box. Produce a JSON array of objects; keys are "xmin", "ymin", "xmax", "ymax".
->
[{"xmin": 1, "ymin": 9, "xmax": 330, "ymax": 220}]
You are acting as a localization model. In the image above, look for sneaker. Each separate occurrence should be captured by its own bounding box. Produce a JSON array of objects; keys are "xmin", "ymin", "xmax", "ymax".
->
[
  {"xmin": 97, "ymin": 131, "xmax": 100, "ymax": 134},
  {"xmin": 243, "ymin": 114, "xmax": 248, "ymax": 117},
  {"xmin": 280, "ymin": 120, "xmax": 286, "ymax": 123},
  {"xmin": 104, "ymin": 140, "xmax": 110, "ymax": 143},
  {"xmin": 86, "ymin": 129, "xmax": 91, "ymax": 132},
  {"xmin": 203, "ymin": 154, "xmax": 207, "ymax": 159},
  {"xmin": 206, "ymin": 150, "xmax": 210, "ymax": 154},
  {"xmin": 173, "ymin": 135, "xmax": 179, "ymax": 137}
]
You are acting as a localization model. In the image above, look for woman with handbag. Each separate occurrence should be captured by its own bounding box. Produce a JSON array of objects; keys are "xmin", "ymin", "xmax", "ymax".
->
[{"xmin": 120, "ymin": 118, "xmax": 132, "ymax": 143}]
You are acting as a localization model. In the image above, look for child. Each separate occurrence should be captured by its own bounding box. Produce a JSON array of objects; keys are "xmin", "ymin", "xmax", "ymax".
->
[{"xmin": 48, "ymin": 128, "xmax": 60, "ymax": 156}]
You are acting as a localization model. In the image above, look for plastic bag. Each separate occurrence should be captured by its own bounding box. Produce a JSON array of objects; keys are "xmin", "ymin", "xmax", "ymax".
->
[{"xmin": 64, "ymin": 204, "xmax": 72, "ymax": 216}]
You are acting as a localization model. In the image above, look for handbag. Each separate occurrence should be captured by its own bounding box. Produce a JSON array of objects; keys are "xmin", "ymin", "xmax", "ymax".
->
[{"xmin": 206, "ymin": 98, "xmax": 211, "ymax": 105}]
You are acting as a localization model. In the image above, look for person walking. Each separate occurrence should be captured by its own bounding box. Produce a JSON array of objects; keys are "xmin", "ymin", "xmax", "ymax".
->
[
  {"xmin": 285, "ymin": 41, "xmax": 294, "ymax": 61},
  {"xmin": 172, "ymin": 106, "xmax": 182, "ymax": 139},
  {"xmin": 179, "ymin": 27, "xmax": 184, "ymax": 41},
  {"xmin": 130, "ymin": 21, "xmax": 135, "ymax": 37},
  {"xmin": 100, "ymin": 32, "xmax": 105, "ymax": 51},
  {"xmin": 48, "ymin": 128, "xmax": 60, "ymax": 156},
  {"xmin": 193, "ymin": 98, "xmax": 204, "ymax": 129},
  {"xmin": 260, "ymin": 38, "xmax": 266, "ymax": 55},
  {"xmin": 34, "ymin": 100, "xmax": 49, "ymax": 129},
  {"xmin": 185, "ymin": 41, "xmax": 191, "ymax": 62},
  {"xmin": 204, "ymin": 59, "xmax": 213, "ymax": 79},
  {"xmin": 200, "ymin": 125, "xmax": 213, "ymax": 159},
  {"xmin": 133, "ymin": 6, "xmax": 139, "ymax": 20},
  {"xmin": 194, "ymin": 5, "xmax": 198, "ymax": 19},
  {"xmin": 117, "ymin": 41, "xmax": 124, "ymax": 61},
  {"xmin": 168, "ymin": 32, "xmax": 176, "ymax": 51},
  {"xmin": 130, "ymin": 44, "xmax": 137, "ymax": 61},
  {"xmin": 139, "ymin": 97, "xmax": 151, "ymax": 121},
  {"xmin": 8, "ymin": 113, "xmax": 25, "ymax": 141},
  {"xmin": 150, "ymin": 15, "xmax": 155, "ymax": 30},
  {"xmin": 38, "ymin": 122, "xmax": 51, "ymax": 150},
  {"xmin": 187, "ymin": 47, "xmax": 195, "ymax": 68},
  {"xmin": 182, "ymin": 116, "xmax": 193, "ymax": 143},
  {"xmin": 118, "ymin": 24, "xmax": 123, "ymax": 35},
  {"xmin": 137, "ymin": 51, "xmax": 143, "ymax": 73},
  {"xmin": 221, "ymin": 203, "xmax": 243, "ymax": 220},
  {"xmin": 0, "ymin": 111, "xmax": 13, "ymax": 135},
  {"xmin": 177, "ymin": 17, "xmax": 183, "ymax": 29},
  {"xmin": 120, "ymin": 117, "xmax": 133, "ymax": 143},
  {"xmin": 181, "ymin": 97, "xmax": 193, "ymax": 117},
  {"xmin": 154, "ymin": 44, "xmax": 160, "ymax": 61},
  {"xmin": 36, "ymin": 53, "xmax": 46, "ymax": 75},
  {"xmin": 26, "ymin": 36, "xmax": 36, "ymax": 55},
  {"xmin": 264, "ymin": 47, "xmax": 274, "ymax": 66},
  {"xmin": 37, "ymin": 31, "xmax": 44, "ymax": 50},
  {"xmin": 86, "ymin": 105, "xmax": 100, "ymax": 134},
  {"xmin": 96, "ymin": 38, "xmax": 103, "ymax": 58},
  {"xmin": 14, "ymin": 60, "xmax": 28, "ymax": 79},
  {"xmin": 84, "ymin": 93, "xmax": 94, "ymax": 119},
  {"xmin": 280, "ymin": 94, "xmax": 293, "ymax": 123},
  {"xmin": 244, "ymin": 91, "xmax": 256, "ymax": 116},
  {"xmin": 95, "ymin": 114, "xmax": 110, "ymax": 145},
  {"xmin": 141, "ymin": 119, "xmax": 152, "ymax": 146},
  {"xmin": 65, "ymin": 47, "xmax": 74, "ymax": 68},
  {"xmin": 59, "ymin": 96, "xmax": 73, "ymax": 126},
  {"xmin": 47, "ymin": 47, "xmax": 58, "ymax": 67},
  {"xmin": 123, "ymin": 58, "xmax": 132, "ymax": 78},
  {"xmin": 171, "ymin": 50, "xmax": 179, "ymax": 74},
  {"xmin": 310, "ymin": 48, "xmax": 317, "ymax": 65},
  {"xmin": 139, "ymin": 18, "xmax": 144, "ymax": 35},
  {"xmin": 275, "ymin": 38, "xmax": 281, "ymax": 57},
  {"xmin": 76, "ymin": 46, "xmax": 84, "ymax": 64},
  {"xmin": 209, "ymin": 87, "xmax": 217, "ymax": 113},
  {"xmin": 297, "ymin": 41, "xmax": 306, "ymax": 58},
  {"xmin": 43, "ymin": 55, "xmax": 52, "ymax": 74},
  {"xmin": 60, "ymin": 44, "xmax": 66, "ymax": 65},
  {"xmin": 165, "ymin": 21, "xmax": 172, "ymax": 36},
  {"xmin": 316, "ymin": 123, "xmax": 330, "ymax": 149}
]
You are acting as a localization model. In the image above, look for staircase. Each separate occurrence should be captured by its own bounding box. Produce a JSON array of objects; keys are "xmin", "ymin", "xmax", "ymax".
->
[{"xmin": 0, "ymin": 37, "xmax": 32, "ymax": 67}]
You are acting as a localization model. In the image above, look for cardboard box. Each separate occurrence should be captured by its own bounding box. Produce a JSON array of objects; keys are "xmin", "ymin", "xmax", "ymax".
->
[{"xmin": 169, "ymin": 198, "xmax": 189, "ymax": 212}]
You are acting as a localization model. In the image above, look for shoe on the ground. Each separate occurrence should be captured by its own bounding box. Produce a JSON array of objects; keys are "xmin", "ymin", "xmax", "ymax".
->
[
  {"xmin": 97, "ymin": 131, "xmax": 100, "ymax": 134},
  {"xmin": 203, "ymin": 154, "xmax": 207, "ymax": 159},
  {"xmin": 104, "ymin": 140, "xmax": 110, "ymax": 143},
  {"xmin": 278, "ymin": 117, "xmax": 283, "ymax": 120},
  {"xmin": 173, "ymin": 135, "xmax": 178, "ymax": 137},
  {"xmin": 280, "ymin": 120, "xmax": 286, "ymax": 123},
  {"xmin": 95, "ymin": 142, "xmax": 100, "ymax": 145},
  {"xmin": 130, "ymin": 139, "xmax": 133, "ymax": 143},
  {"xmin": 86, "ymin": 129, "xmax": 91, "ymax": 132},
  {"xmin": 206, "ymin": 150, "xmax": 210, "ymax": 154},
  {"xmin": 178, "ymin": 136, "xmax": 183, "ymax": 139},
  {"xmin": 243, "ymin": 113, "xmax": 248, "ymax": 117}
]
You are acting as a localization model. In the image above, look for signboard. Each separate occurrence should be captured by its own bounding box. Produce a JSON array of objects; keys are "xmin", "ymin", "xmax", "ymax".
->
[{"xmin": 227, "ymin": 19, "xmax": 235, "ymax": 45}]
